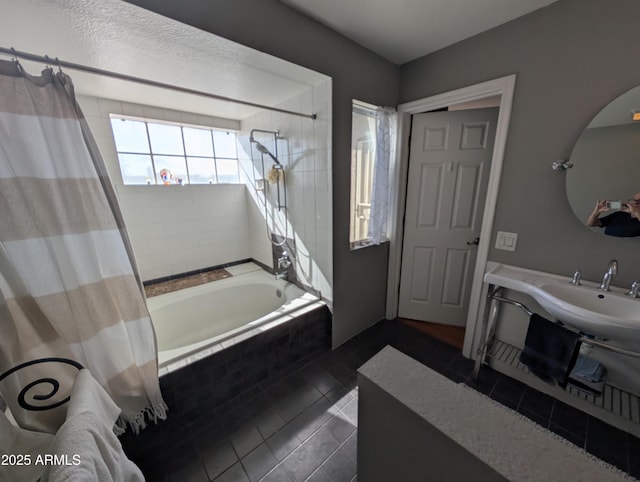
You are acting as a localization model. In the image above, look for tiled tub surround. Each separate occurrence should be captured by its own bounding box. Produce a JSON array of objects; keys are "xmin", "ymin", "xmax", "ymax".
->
[
  {"xmin": 147, "ymin": 263, "xmax": 323, "ymax": 374},
  {"xmin": 120, "ymin": 303, "xmax": 333, "ymax": 480},
  {"xmin": 239, "ymin": 82, "xmax": 333, "ymax": 306},
  {"xmin": 78, "ymin": 91, "xmax": 333, "ymax": 306}
]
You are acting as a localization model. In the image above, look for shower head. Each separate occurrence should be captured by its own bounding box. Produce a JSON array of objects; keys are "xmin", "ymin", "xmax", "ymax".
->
[
  {"xmin": 251, "ymin": 139, "xmax": 282, "ymax": 166},
  {"xmin": 254, "ymin": 141, "xmax": 270, "ymax": 155}
]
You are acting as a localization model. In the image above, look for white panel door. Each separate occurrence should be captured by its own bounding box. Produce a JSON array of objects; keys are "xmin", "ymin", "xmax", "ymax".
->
[{"xmin": 398, "ymin": 108, "xmax": 498, "ymax": 326}]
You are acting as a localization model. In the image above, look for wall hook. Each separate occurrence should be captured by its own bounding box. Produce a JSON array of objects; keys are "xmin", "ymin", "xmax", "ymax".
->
[{"xmin": 552, "ymin": 159, "xmax": 573, "ymax": 171}]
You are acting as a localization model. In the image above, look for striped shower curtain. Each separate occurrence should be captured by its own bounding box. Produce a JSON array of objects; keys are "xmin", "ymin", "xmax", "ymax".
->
[{"xmin": 0, "ymin": 60, "xmax": 166, "ymax": 433}]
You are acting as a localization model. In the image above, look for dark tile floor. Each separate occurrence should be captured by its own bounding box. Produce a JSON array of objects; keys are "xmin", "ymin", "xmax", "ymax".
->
[{"xmin": 121, "ymin": 319, "xmax": 640, "ymax": 481}]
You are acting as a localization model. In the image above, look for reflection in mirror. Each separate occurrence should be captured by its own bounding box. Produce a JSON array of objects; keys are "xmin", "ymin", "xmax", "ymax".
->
[
  {"xmin": 566, "ymin": 85, "xmax": 640, "ymax": 237},
  {"xmin": 585, "ymin": 195, "xmax": 640, "ymax": 237}
]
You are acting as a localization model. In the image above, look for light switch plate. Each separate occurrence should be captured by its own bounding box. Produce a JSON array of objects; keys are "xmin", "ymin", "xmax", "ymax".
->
[{"xmin": 495, "ymin": 231, "xmax": 518, "ymax": 251}]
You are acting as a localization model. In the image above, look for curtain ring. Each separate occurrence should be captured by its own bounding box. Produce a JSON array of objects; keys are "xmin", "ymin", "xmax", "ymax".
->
[{"xmin": 55, "ymin": 57, "xmax": 62, "ymax": 73}]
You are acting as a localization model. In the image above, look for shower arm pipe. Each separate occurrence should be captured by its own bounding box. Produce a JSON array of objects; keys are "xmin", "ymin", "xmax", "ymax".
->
[
  {"xmin": 250, "ymin": 128, "xmax": 281, "ymax": 139},
  {"xmin": 249, "ymin": 129, "xmax": 289, "ymax": 246},
  {"xmin": 0, "ymin": 46, "xmax": 318, "ymax": 121},
  {"xmin": 258, "ymin": 151, "xmax": 288, "ymax": 246},
  {"xmin": 276, "ymin": 166, "xmax": 287, "ymax": 211},
  {"xmin": 258, "ymin": 130, "xmax": 285, "ymax": 210},
  {"xmin": 251, "ymin": 129, "xmax": 284, "ymax": 164}
]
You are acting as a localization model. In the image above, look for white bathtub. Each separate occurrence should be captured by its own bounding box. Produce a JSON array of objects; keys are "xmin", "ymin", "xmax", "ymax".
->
[{"xmin": 147, "ymin": 267, "xmax": 322, "ymax": 375}]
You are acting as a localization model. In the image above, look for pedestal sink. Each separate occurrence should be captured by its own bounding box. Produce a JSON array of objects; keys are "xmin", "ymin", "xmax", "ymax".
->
[{"xmin": 484, "ymin": 262, "xmax": 640, "ymax": 341}]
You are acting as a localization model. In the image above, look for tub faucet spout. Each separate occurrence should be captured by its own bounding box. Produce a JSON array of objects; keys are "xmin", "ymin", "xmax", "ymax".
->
[{"xmin": 276, "ymin": 251, "xmax": 292, "ymax": 280}]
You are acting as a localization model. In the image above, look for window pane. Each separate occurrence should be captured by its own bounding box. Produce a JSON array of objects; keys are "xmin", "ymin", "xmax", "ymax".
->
[
  {"xmin": 183, "ymin": 127, "xmax": 214, "ymax": 157},
  {"xmin": 212, "ymin": 131, "xmax": 237, "ymax": 158},
  {"xmin": 110, "ymin": 118, "xmax": 150, "ymax": 153},
  {"xmin": 187, "ymin": 157, "xmax": 216, "ymax": 184},
  {"xmin": 110, "ymin": 117, "xmax": 241, "ymax": 188},
  {"xmin": 349, "ymin": 108, "xmax": 377, "ymax": 246},
  {"xmin": 216, "ymin": 159, "xmax": 240, "ymax": 183},
  {"xmin": 154, "ymin": 155, "xmax": 188, "ymax": 185},
  {"xmin": 118, "ymin": 153, "xmax": 155, "ymax": 185},
  {"xmin": 148, "ymin": 123, "xmax": 184, "ymax": 155}
]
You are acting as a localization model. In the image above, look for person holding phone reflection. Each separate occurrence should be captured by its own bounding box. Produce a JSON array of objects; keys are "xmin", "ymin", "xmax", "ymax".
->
[{"xmin": 586, "ymin": 193, "xmax": 640, "ymax": 237}]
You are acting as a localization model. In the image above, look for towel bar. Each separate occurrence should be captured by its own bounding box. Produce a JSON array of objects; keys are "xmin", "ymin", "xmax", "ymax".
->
[
  {"xmin": 471, "ymin": 286, "xmax": 640, "ymax": 436},
  {"xmin": 484, "ymin": 291, "xmax": 640, "ymax": 360},
  {"xmin": 491, "ymin": 294, "xmax": 533, "ymax": 317}
]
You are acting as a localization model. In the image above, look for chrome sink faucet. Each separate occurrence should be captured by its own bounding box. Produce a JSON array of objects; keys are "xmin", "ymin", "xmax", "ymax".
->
[
  {"xmin": 569, "ymin": 269, "xmax": 582, "ymax": 286},
  {"xmin": 627, "ymin": 280, "xmax": 640, "ymax": 298},
  {"xmin": 598, "ymin": 259, "xmax": 618, "ymax": 291}
]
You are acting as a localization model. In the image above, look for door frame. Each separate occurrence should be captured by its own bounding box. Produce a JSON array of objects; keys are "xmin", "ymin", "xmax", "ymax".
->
[{"xmin": 386, "ymin": 74, "xmax": 517, "ymax": 359}]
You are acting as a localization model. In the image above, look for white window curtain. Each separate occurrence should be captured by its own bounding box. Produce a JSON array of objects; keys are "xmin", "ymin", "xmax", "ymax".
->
[
  {"xmin": 367, "ymin": 106, "xmax": 397, "ymax": 245},
  {"xmin": 0, "ymin": 60, "xmax": 166, "ymax": 434}
]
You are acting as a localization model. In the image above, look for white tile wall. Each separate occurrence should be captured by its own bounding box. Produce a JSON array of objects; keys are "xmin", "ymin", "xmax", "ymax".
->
[
  {"xmin": 113, "ymin": 184, "xmax": 250, "ymax": 280},
  {"xmin": 76, "ymin": 84, "xmax": 332, "ymax": 302},
  {"xmin": 78, "ymin": 95, "xmax": 249, "ymax": 282},
  {"xmin": 239, "ymin": 80, "xmax": 333, "ymax": 302}
]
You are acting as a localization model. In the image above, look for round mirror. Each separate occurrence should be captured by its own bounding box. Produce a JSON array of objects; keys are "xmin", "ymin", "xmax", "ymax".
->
[{"xmin": 566, "ymin": 85, "xmax": 640, "ymax": 237}]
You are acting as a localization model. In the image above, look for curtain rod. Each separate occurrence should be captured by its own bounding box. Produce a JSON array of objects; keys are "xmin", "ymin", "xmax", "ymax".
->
[{"xmin": 0, "ymin": 46, "xmax": 317, "ymax": 121}]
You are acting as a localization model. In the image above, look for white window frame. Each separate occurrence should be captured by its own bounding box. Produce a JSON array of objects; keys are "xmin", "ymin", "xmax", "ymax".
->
[{"xmin": 349, "ymin": 100, "xmax": 379, "ymax": 249}]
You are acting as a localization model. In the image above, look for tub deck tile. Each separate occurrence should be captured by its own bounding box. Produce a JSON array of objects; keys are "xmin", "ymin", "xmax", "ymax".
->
[{"xmin": 145, "ymin": 268, "xmax": 233, "ymax": 297}]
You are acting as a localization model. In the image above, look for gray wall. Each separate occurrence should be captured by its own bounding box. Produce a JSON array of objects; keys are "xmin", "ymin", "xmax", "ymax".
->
[
  {"xmin": 400, "ymin": 0, "xmax": 640, "ymax": 287},
  {"xmin": 123, "ymin": 0, "xmax": 400, "ymax": 346},
  {"xmin": 121, "ymin": 0, "xmax": 640, "ymax": 345}
]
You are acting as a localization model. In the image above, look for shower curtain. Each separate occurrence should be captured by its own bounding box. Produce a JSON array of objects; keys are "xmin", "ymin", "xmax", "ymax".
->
[{"xmin": 0, "ymin": 60, "xmax": 166, "ymax": 434}]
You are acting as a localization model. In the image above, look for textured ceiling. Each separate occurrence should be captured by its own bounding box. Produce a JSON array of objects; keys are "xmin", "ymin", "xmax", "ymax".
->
[
  {"xmin": 1, "ymin": 0, "xmax": 327, "ymax": 120},
  {"xmin": 281, "ymin": 0, "xmax": 558, "ymax": 64},
  {"xmin": 2, "ymin": 0, "xmax": 562, "ymax": 120}
]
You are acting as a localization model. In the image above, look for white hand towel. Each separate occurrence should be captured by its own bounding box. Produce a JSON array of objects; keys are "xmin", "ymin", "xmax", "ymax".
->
[
  {"xmin": 40, "ymin": 411, "xmax": 144, "ymax": 482},
  {"xmin": 65, "ymin": 369, "xmax": 120, "ymax": 424},
  {"xmin": 0, "ymin": 410, "xmax": 54, "ymax": 482}
]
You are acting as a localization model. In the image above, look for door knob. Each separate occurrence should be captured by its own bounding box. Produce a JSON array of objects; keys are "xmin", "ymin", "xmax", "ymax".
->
[{"xmin": 467, "ymin": 237, "xmax": 480, "ymax": 245}]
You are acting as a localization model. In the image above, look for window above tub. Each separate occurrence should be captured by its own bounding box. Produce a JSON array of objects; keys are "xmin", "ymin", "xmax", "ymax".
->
[{"xmin": 109, "ymin": 115, "xmax": 240, "ymax": 185}]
